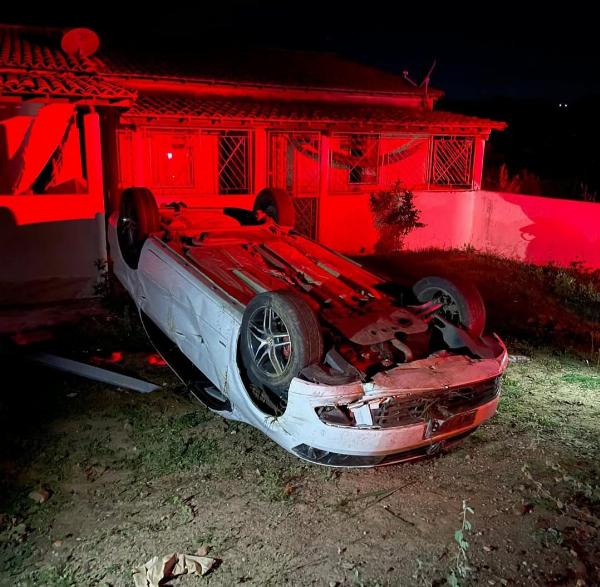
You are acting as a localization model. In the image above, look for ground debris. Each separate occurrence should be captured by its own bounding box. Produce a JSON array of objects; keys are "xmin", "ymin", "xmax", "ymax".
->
[
  {"xmin": 132, "ymin": 552, "xmax": 218, "ymax": 586},
  {"xmin": 508, "ymin": 355, "xmax": 531, "ymax": 364},
  {"xmin": 196, "ymin": 544, "xmax": 209, "ymax": 557},
  {"xmin": 28, "ymin": 487, "xmax": 51, "ymax": 503}
]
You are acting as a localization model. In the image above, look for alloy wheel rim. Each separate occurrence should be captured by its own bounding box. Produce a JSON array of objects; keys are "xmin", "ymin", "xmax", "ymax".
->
[{"xmin": 247, "ymin": 305, "xmax": 292, "ymax": 376}]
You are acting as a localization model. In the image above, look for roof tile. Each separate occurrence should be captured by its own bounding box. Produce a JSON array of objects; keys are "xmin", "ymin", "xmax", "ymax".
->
[
  {"xmin": 0, "ymin": 26, "xmax": 134, "ymax": 102},
  {"xmin": 0, "ymin": 71, "xmax": 135, "ymax": 101},
  {"xmin": 0, "ymin": 26, "xmax": 101, "ymax": 72},
  {"xmin": 124, "ymin": 93, "xmax": 506, "ymax": 129}
]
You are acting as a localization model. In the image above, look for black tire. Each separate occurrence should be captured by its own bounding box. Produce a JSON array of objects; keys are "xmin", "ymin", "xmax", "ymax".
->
[
  {"xmin": 413, "ymin": 276, "xmax": 486, "ymax": 336},
  {"xmin": 240, "ymin": 291, "xmax": 323, "ymax": 398},
  {"xmin": 117, "ymin": 187, "xmax": 160, "ymax": 269},
  {"xmin": 253, "ymin": 188, "xmax": 296, "ymax": 228}
]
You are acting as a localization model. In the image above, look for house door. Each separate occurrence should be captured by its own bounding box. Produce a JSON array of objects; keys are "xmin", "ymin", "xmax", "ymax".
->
[{"xmin": 268, "ymin": 132, "xmax": 320, "ymax": 240}]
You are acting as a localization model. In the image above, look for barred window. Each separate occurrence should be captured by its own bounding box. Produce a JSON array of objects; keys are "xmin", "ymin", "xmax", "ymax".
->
[
  {"xmin": 269, "ymin": 132, "xmax": 320, "ymax": 195},
  {"xmin": 430, "ymin": 136, "xmax": 475, "ymax": 188},
  {"xmin": 329, "ymin": 133, "xmax": 379, "ymax": 191},
  {"xmin": 218, "ymin": 131, "xmax": 251, "ymax": 194}
]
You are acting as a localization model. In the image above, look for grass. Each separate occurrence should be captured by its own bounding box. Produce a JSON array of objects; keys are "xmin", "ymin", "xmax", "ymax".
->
[
  {"xmin": 495, "ymin": 352, "xmax": 600, "ymax": 519},
  {"xmin": 498, "ymin": 354, "xmax": 600, "ymax": 458},
  {"xmin": 561, "ymin": 372, "xmax": 600, "ymax": 389},
  {"xmin": 26, "ymin": 565, "xmax": 78, "ymax": 587},
  {"xmin": 168, "ymin": 495, "xmax": 195, "ymax": 524},
  {"xmin": 129, "ymin": 405, "xmax": 218, "ymax": 476}
]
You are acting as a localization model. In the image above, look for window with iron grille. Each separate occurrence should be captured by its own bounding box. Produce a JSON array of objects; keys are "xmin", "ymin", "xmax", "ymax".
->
[
  {"xmin": 269, "ymin": 132, "xmax": 320, "ymax": 195},
  {"xmin": 218, "ymin": 131, "xmax": 251, "ymax": 194},
  {"xmin": 329, "ymin": 133, "xmax": 379, "ymax": 191},
  {"xmin": 292, "ymin": 197, "xmax": 319, "ymax": 240},
  {"xmin": 430, "ymin": 136, "xmax": 475, "ymax": 188}
]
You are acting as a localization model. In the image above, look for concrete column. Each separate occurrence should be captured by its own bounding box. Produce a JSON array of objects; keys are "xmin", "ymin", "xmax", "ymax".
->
[
  {"xmin": 254, "ymin": 127, "xmax": 268, "ymax": 191},
  {"xmin": 83, "ymin": 110, "xmax": 108, "ymax": 280},
  {"xmin": 472, "ymin": 137, "xmax": 486, "ymax": 190},
  {"xmin": 317, "ymin": 133, "xmax": 331, "ymax": 241}
]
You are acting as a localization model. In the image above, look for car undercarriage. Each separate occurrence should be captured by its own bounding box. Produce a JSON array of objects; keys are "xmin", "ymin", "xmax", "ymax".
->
[{"xmin": 109, "ymin": 187, "xmax": 508, "ymax": 466}]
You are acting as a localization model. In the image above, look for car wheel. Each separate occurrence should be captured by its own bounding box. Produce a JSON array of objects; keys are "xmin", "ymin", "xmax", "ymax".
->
[
  {"xmin": 240, "ymin": 291, "xmax": 323, "ymax": 398},
  {"xmin": 413, "ymin": 275, "xmax": 486, "ymax": 336},
  {"xmin": 117, "ymin": 187, "xmax": 160, "ymax": 269},
  {"xmin": 253, "ymin": 188, "xmax": 296, "ymax": 228}
]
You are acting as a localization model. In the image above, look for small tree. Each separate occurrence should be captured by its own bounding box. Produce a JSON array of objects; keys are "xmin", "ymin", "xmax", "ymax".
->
[{"xmin": 369, "ymin": 182, "xmax": 425, "ymax": 253}]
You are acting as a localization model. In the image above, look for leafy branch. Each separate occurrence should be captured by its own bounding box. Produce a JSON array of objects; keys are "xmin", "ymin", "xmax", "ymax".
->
[{"xmin": 447, "ymin": 500, "xmax": 474, "ymax": 587}]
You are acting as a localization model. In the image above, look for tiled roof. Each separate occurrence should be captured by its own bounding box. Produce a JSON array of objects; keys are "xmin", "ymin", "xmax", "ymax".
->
[
  {"xmin": 0, "ymin": 24, "xmax": 505, "ymax": 130},
  {"xmin": 0, "ymin": 25, "xmax": 134, "ymax": 103},
  {"xmin": 124, "ymin": 93, "xmax": 506, "ymax": 130},
  {"xmin": 0, "ymin": 26, "xmax": 101, "ymax": 72},
  {"xmin": 0, "ymin": 72, "xmax": 134, "ymax": 101},
  {"xmin": 100, "ymin": 47, "xmax": 439, "ymax": 97}
]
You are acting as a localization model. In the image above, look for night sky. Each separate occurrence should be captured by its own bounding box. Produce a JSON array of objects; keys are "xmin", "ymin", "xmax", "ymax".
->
[{"xmin": 4, "ymin": 2, "xmax": 599, "ymax": 100}]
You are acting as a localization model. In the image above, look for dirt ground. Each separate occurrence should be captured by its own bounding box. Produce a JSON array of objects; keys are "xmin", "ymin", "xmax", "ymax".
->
[{"xmin": 1, "ymin": 251, "xmax": 599, "ymax": 586}]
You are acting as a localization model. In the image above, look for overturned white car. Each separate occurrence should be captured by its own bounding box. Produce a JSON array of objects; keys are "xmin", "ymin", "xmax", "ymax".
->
[{"xmin": 108, "ymin": 187, "xmax": 508, "ymax": 466}]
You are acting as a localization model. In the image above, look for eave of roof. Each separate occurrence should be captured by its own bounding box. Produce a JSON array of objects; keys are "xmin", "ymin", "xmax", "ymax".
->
[
  {"xmin": 104, "ymin": 73, "xmax": 441, "ymax": 105},
  {"xmin": 0, "ymin": 71, "xmax": 136, "ymax": 104},
  {"xmin": 121, "ymin": 93, "xmax": 507, "ymax": 131}
]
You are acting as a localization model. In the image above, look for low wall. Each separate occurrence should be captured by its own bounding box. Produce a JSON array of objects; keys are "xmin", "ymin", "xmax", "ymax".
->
[
  {"xmin": 0, "ymin": 195, "xmax": 106, "ymax": 304},
  {"xmin": 469, "ymin": 191, "xmax": 600, "ymax": 268},
  {"xmin": 321, "ymin": 189, "xmax": 600, "ymax": 269}
]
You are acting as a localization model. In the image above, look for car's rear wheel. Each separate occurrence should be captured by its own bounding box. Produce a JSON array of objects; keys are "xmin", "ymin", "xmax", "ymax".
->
[
  {"xmin": 253, "ymin": 188, "xmax": 296, "ymax": 228},
  {"xmin": 413, "ymin": 276, "xmax": 486, "ymax": 336},
  {"xmin": 240, "ymin": 291, "xmax": 323, "ymax": 398},
  {"xmin": 117, "ymin": 187, "xmax": 160, "ymax": 269}
]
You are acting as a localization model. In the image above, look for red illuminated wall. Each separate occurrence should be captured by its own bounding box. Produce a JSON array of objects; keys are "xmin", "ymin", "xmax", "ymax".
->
[
  {"xmin": 0, "ymin": 108, "xmax": 106, "ymax": 304},
  {"xmin": 469, "ymin": 191, "xmax": 600, "ymax": 268},
  {"xmin": 319, "ymin": 189, "xmax": 600, "ymax": 269}
]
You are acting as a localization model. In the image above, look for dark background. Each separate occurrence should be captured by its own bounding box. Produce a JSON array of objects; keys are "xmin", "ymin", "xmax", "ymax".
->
[{"xmin": 5, "ymin": 2, "xmax": 599, "ymax": 197}]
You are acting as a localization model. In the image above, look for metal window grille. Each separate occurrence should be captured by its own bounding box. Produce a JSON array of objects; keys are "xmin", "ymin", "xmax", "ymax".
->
[
  {"xmin": 329, "ymin": 133, "xmax": 380, "ymax": 191},
  {"xmin": 430, "ymin": 136, "xmax": 474, "ymax": 187},
  {"xmin": 269, "ymin": 132, "xmax": 320, "ymax": 239},
  {"xmin": 218, "ymin": 131, "xmax": 251, "ymax": 194},
  {"xmin": 293, "ymin": 197, "xmax": 319, "ymax": 239},
  {"xmin": 377, "ymin": 134, "xmax": 430, "ymax": 189},
  {"xmin": 269, "ymin": 132, "xmax": 320, "ymax": 195}
]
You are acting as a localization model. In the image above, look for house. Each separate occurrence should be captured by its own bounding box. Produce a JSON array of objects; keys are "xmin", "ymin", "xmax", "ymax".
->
[{"xmin": 0, "ymin": 24, "xmax": 505, "ymax": 304}]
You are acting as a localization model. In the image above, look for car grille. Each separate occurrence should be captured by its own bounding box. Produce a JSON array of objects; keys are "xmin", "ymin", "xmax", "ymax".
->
[{"xmin": 370, "ymin": 377, "xmax": 501, "ymax": 429}]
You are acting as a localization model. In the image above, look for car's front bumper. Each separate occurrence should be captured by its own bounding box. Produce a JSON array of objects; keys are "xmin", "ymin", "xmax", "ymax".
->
[
  {"xmin": 289, "ymin": 396, "xmax": 499, "ymax": 466},
  {"xmin": 269, "ymin": 348, "xmax": 507, "ymax": 466}
]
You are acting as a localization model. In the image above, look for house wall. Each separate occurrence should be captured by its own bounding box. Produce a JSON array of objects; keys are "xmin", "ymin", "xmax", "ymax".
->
[
  {"xmin": 319, "ymin": 189, "xmax": 600, "ymax": 269},
  {"xmin": 115, "ymin": 124, "xmax": 486, "ymax": 242},
  {"xmin": 115, "ymin": 125, "xmax": 258, "ymax": 211},
  {"xmin": 318, "ymin": 189, "xmax": 477, "ymax": 254},
  {"xmin": 0, "ymin": 109, "xmax": 106, "ymax": 304}
]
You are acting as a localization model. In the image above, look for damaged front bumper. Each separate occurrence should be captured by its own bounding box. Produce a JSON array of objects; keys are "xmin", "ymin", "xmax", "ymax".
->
[{"xmin": 277, "ymin": 344, "xmax": 508, "ymax": 467}]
